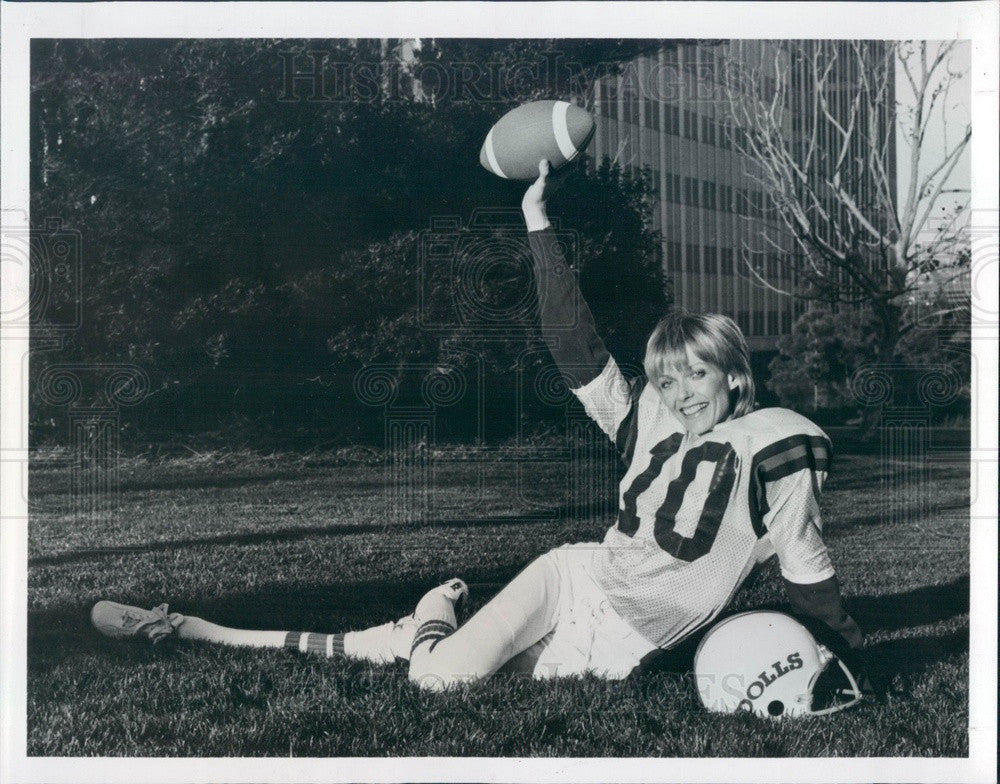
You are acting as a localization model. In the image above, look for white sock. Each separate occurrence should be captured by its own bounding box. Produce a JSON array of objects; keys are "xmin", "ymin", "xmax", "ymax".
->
[
  {"xmin": 410, "ymin": 579, "xmax": 468, "ymax": 657},
  {"xmin": 175, "ymin": 616, "xmax": 288, "ymax": 648},
  {"xmin": 343, "ymin": 622, "xmax": 396, "ymax": 664}
]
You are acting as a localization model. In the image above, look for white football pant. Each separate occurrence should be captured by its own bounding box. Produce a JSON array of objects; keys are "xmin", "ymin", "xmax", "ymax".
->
[{"xmin": 409, "ymin": 542, "xmax": 658, "ymax": 690}]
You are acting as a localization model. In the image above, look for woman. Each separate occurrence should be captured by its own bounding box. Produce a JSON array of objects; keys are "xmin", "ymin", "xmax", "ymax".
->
[{"xmin": 94, "ymin": 160, "xmax": 866, "ymax": 692}]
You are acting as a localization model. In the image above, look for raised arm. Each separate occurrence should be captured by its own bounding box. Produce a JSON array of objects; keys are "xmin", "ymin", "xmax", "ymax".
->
[
  {"xmin": 522, "ymin": 160, "xmax": 610, "ymax": 387},
  {"xmin": 522, "ymin": 160, "xmax": 638, "ymax": 445}
]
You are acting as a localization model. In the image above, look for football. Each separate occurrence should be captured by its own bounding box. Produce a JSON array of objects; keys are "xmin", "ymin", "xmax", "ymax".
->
[{"xmin": 480, "ymin": 100, "xmax": 596, "ymax": 181}]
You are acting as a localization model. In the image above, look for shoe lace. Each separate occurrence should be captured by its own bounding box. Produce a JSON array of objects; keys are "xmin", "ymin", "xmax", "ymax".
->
[{"xmin": 129, "ymin": 603, "xmax": 178, "ymax": 644}]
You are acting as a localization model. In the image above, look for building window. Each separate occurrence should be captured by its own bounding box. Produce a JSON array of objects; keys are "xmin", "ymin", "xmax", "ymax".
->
[
  {"xmin": 767, "ymin": 310, "xmax": 780, "ymax": 335},
  {"xmin": 666, "ymin": 105, "xmax": 680, "ymax": 135},
  {"xmin": 719, "ymin": 184, "xmax": 732, "ymax": 212},
  {"xmin": 704, "ymin": 246, "xmax": 718, "ymax": 276},
  {"xmin": 721, "ymin": 248, "xmax": 734, "ymax": 275},
  {"xmin": 735, "ymin": 189, "xmax": 749, "ymax": 216},
  {"xmin": 685, "ymin": 244, "xmax": 700, "ymax": 274},
  {"xmin": 668, "ymin": 241, "xmax": 682, "ymax": 272},
  {"xmin": 664, "ymin": 173, "xmax": 673, "ymax": 202},
  {"xmin": 780, "ymin": 311, "xmax": 792, "ymax": 333},
  {"xmin": 738, "ymin": 310, "xmax": 751, "ymax": 334},
  {"xmin": 719, "ymin": 122, "xmax": 732, "ymax": 149},
  {"xmin": 644, "ymin": 98, "xmax": 660, "ymax": 130},
  {"xmin": 684, "ymin": 176, "xmax": 699, "ymax": 207},
  {"xmin": 702, "ymin": 181, "xmax": 717, "ymax": 211},
  {"xmin": 752, "ymin": 311, "xmax": 764, "ymax": 336},
  {"xmin": 701, "ymin": 116, "xmax": 718, "ymax": 146},
  {"xmin": 683, "ymin": 110, "xmax": 698, "ymax": 140}
]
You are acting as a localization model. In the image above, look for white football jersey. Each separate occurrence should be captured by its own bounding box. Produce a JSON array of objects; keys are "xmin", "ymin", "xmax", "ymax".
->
[{"xmin": 574, "ymin": 357, "xmax": 835, "ymax": 649}]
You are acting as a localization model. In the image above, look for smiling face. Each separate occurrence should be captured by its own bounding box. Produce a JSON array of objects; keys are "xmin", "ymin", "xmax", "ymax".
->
[
  {"xmin": 644, "ymin": 311, "xmax": 756, "ymax": 431},
  {"xmin": 653, "ymin": 346, "xmax": 737, "ymax": 435}
]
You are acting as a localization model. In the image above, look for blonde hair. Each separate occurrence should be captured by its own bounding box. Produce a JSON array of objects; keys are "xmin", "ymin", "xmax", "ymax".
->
[{"xmin": 643, "ymin": 310, "xmax": 756, "ymax": 419}]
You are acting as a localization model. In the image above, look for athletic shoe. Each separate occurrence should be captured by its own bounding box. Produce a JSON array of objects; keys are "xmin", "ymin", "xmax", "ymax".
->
[{"xmin": 90, "ymin": 600, "xmax": 183, "ymax": 644}]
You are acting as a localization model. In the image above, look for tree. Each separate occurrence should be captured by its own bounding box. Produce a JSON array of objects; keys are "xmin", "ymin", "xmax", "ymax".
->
[
  {"xmin": 767, "ymin": 300, "xmax": 970, "ymax": 420},
  {"xmin": 724, "ymin": 41, "xmax": 970, "ymax": 427},
  {"xmin": 767, "ymin": 306, "xmax": 877, "ymax": 412},
  {"xmin": 29, "ymin": 38, "xmax": 665, "ymax": 444}
]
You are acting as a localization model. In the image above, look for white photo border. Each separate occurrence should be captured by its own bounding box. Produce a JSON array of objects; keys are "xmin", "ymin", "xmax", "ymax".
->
[{"xmin": 2, "ymin": 2, "xmax": 997, "ymax": 783}]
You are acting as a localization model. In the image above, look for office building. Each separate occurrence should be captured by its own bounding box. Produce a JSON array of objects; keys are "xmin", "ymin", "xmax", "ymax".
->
[{"xmin": 589, "ymin": 40, "xmax": 896, "ymax": 352}]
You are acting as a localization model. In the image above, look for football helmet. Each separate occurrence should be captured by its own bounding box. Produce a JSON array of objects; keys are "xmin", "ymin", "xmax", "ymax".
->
[{"xmin": 693, "ymin": 611, "xmax": 863, "ymax": 718}]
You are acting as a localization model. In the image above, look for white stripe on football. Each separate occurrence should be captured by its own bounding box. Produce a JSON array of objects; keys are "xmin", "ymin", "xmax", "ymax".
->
[{"xmin": 480, "ymin": 100, "xmax": 596, "ymax": 181}]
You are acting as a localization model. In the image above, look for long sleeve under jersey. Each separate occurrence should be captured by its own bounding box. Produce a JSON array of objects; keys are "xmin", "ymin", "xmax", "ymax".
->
[{"xmin": 528, "ymin": 227, "xmax": 611, "ymax": 389}]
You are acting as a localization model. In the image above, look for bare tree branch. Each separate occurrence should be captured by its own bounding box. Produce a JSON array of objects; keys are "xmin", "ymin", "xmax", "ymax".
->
[{"xmin": 724, "ymin": 39, "xmax": 970, "ymax": 367}]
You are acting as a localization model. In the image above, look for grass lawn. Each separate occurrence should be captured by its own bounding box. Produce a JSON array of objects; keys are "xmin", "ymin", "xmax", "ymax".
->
[{"xmin": 26, "ymin": 445, "xmax": 970, "ymax": 757}]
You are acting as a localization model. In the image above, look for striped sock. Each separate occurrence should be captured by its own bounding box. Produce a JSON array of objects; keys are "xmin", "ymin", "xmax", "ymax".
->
[
  {"xmin": 411, "ymin": 619, "xmax": 456, "ymax": 655},
  {"xmin": 283, "ymin": 631, "xmax": 346, "ymax": 658}
]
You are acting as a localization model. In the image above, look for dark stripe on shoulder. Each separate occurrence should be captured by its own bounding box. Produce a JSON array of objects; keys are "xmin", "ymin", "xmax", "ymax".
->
[
  {"xmin": 756, "ymin": 435, "xmax": 831, "ymax": 481},
  {"xmin": 748, "ymin": 434, "xmax": 832, "ymax": 538},
  {"xmin": 614, "ymin": 376, "xmax": 647, "ymax": 468}
]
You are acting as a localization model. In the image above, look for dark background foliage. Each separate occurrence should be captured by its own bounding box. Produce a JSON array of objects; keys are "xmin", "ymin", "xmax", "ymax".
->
[
  {"xmin": 30, "ymin": 39, "xmax": 664, "ymax": 446},
  {"xmin": 767, "ymin": 299, "xmax": 970, "ymax": 424}
]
